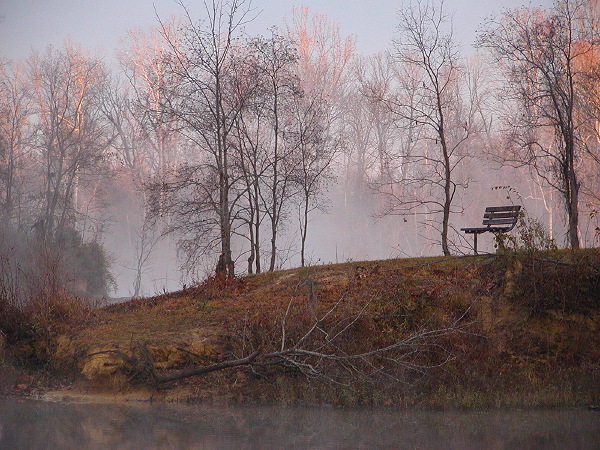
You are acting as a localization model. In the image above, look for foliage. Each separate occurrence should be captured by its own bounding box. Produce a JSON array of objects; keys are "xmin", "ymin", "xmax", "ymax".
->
[
  {"xmin": 55, "ymin": 227, "xmax": 115, "ymax": 299},
  {"xmin": 0, "ymin": 226, "xmax": 108, "ymax": 349},
  {"xmin": 499, "ymin": 251, "xmax": 600, "ymax": 315},
  {"xmin": 494, "ymin": 211, "xmax": 557, "ymax": 254}
]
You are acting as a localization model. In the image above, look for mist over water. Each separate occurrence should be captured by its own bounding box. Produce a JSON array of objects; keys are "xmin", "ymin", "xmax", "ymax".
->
[{"xmin": 1, "ymin": 399, "xmax": 599, "ymax": 449}]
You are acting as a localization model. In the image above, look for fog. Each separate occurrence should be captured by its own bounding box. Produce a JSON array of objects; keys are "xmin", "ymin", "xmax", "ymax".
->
[
  {"xmin": 0, "ymin": 0, "xmax": 597, "ymax": 300},
  {"xmin": 2, "ymin": 399, "xmax": 599, "ymax": 448},
  {"xmin": 102, "ymin": 159, "xmax": 575, "ymax": 298}
]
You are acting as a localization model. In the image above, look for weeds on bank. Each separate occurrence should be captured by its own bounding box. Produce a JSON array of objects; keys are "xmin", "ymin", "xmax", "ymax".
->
[{"xmin": 3, "ymin": 248, "xmax": 599, "ymax": 408}]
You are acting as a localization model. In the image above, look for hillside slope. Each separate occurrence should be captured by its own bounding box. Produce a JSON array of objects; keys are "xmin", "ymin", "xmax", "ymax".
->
[{"xmin": 7, "ymin": 251, "xmax": 600, "ymax": 408}]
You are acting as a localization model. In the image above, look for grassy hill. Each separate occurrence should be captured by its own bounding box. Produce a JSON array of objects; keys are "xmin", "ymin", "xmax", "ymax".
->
[{"xmin": 2, "ymin": 250, "xmax": 600, "ymax": 408}]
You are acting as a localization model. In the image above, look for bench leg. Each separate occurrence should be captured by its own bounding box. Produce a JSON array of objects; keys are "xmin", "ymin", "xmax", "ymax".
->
[{"xmin": 473, "ymin": 233, "xmax": 478, "ymax": 255}]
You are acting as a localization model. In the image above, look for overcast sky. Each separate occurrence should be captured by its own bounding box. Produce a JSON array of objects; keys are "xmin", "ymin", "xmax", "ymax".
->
[{"xmin": 1, "ymin": 0, "xmax": 553, "ymax": 64}]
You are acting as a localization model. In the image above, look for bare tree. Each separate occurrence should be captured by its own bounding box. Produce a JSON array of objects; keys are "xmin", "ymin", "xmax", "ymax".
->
[
  {"xmin": 287, "ymin": 7, "xmax": 354, "ymax": 264},
  {"xmin": 247, "ymin": 31, "xmax": 302, "ymax": 272},
  {"xmin": 576, "ymin": 1, "xmax": 600, "ymax": 234},
  {"xmin": 289, "ymin": 94, "xmax": 334, "ymax": 267},
  {"xmin": 0, "ymin": 43, "xmax": 117, "ymax": 302},
  {"xmin": 353, "ymin": 54, "xmax": 400, "ymax": 185},
  {"xmin": 0, "ymin": 62, "xmax": 33, "ymax": 229},
  {"xmin": 27, "ymin": 41, "xmax": 112, "ymax": 240},
  {"xmin": 100, "ymin": 76, "xmax": 142, "ymax": 176},
  {"xmin": 288, "ymin": 6, "xmax": 354, "ymax": 103},
  {"xmin": 386, "ymin": 0, "xmax": 477, "ymax": 255},
  {"xmin": 231, "ymin": 31, "xmax": 302, "ymax": 273},
  {"xmin": 156, "ymin": 0, "xmax": 254, "ymax": 278},
  {"xmin": 478, "ymin": 0, "xmax": 600, "ymax": 249},
  {"xmin": 231, "ymin": 83, "xmax": 268, "ymax": 274},
  {"xmin": 104, "ymin": 23, "xmax": 186, "ymax": 295},
  {"xmin": 118, "ymin": 20, "xmax": 183, "ymax": 186}
]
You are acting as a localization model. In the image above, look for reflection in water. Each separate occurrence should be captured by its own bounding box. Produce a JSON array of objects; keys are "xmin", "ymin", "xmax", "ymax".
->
[{"xmin": 0, "ymin": 398, "xmax": 599, "ymax": 449}]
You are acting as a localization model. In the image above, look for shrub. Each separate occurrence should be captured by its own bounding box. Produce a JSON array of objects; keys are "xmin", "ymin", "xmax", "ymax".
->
[
  {"xmin": 0, "ymin": 226, "xmax": 107, "ymax": 347},
  {"xmin": 495, "ymin": 211, "xmax": 557, "ymax": 254},
  {"xmin": 55, "ymin": 227, "xmax": 115, "ymax": 299}
]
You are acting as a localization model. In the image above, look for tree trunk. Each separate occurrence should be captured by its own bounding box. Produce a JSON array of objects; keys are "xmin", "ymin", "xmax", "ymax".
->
[
  {"xmin": 566, "ymin": 140, "xmax": 580, "ymax": 249},
  {"xmin": 439, "ymin": 111, "xmax": 452, "ymax": 256},
  {"xmin": 254, "ymin": 184, "xmax": 262, "ymax": 273},
  {"xmin": 269, "ymin": 94, "xmax": 280, "ymax": 272},
  {"xmin": 300, "ymin": 192, "xmax": 309, "ymax": 267}
]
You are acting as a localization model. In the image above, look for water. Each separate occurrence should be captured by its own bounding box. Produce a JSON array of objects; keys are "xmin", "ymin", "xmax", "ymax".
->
[{"xmin": 0, "ymin": 398, "xmax": 598, "ymax": 449}]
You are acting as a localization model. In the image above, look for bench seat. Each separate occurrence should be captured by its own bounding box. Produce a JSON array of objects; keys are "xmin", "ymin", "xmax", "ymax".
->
[{"xmin": 461, "ymin": 206, "xmax": 521, "ymax": 254}]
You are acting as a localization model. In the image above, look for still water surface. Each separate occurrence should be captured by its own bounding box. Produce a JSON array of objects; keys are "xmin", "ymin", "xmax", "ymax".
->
[{"xmin": 0, "ymin": 398, "xmax": 599, "ymax": 449}]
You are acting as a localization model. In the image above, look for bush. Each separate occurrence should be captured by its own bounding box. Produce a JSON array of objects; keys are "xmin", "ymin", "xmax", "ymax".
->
[
  {"xmin": 495, "ymin": 212, "xmax": 557, "ymax": 253},
  {"xmin": 55, "ymin": 227, "xmax": 115, "ymax": 299},
  {"xmin": 0, "ymin": 226, "xmax": 109, "ymax": 347},
  {"xmin": 484, "ymin": 250, "xmax": 600, "ymax": 315}
]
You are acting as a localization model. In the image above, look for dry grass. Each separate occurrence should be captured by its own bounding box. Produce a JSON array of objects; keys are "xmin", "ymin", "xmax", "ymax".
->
[{"xmin": 5, "ymin": 250, "xmax": 600, "ymax": 408}]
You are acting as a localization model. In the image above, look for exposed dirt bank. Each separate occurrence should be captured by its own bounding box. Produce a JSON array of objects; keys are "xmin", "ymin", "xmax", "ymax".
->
[{"xmin": 3, "ymin": 250, "xmax": 599, "ymax": 408}]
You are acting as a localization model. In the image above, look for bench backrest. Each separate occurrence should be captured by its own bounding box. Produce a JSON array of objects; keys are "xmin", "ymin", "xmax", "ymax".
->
[{"xmin": 482, "ymin": 205, "xmax": 521, "ymax": 229}]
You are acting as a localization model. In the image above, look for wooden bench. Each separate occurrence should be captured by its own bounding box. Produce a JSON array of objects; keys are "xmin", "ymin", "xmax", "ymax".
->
[{"xmin": 461, "ymin": 206, "xmax": 522, "ymax": 255}]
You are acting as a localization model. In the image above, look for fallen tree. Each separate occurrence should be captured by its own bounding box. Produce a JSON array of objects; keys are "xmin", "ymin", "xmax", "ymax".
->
[{"xmin": 83, "ymin": 295, "xmax": 474, "ymax": 387}]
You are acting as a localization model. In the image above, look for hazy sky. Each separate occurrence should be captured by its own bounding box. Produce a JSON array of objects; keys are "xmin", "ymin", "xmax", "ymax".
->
[{"xmin": 1, "ymin": 0, "xmax": 553, "ymax": 64}]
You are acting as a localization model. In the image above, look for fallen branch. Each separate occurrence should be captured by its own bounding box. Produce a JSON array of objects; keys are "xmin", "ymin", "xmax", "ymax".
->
[
  {"xmin": 152, "ymin": 350, "xmax": 260, "ymax": 384},
  {"xmin": 82, "ymin": 298, "xmax": 474, "ymax": 387}
]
